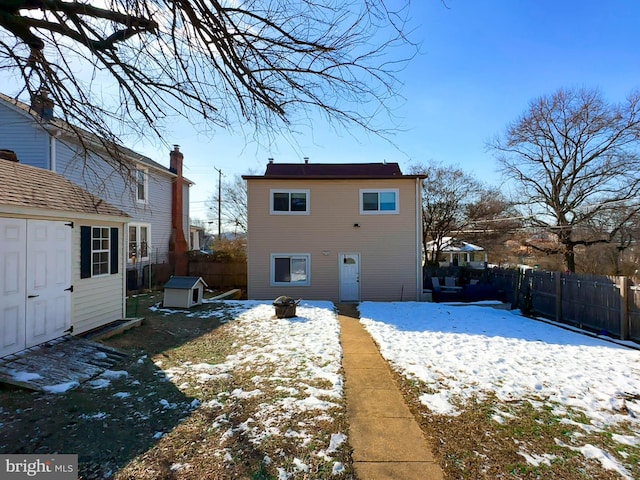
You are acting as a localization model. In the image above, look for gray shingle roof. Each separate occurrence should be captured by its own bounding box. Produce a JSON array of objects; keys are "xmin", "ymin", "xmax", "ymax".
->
[
  {"xmin": 164, "ymin": 276, "xmax": 208, "ymax": 289},
  {"xmin": 264, "ymin": 162, "xmax": 403, "ymax": 177},
  {"xmin": 0, "ymin": 158, "xmax": 129, "ymax": 218}
]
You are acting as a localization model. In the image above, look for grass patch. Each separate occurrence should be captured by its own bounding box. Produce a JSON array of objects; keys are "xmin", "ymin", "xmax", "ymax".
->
[
  {"xmin": 0, "ymin": 294, "xmax": 351, "ymax": 479},
  {"xmin": 395, "ymin": 374, "xmax": 638, "ymax": 480}
]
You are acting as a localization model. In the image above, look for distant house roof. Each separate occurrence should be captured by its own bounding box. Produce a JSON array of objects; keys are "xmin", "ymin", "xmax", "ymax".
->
[
  {"xmin": 0, "ymin": 158, "xmax": 129, "ymax": 219},
  {"xmin": 427, "ymin": 237, "xmax": 484, "ymax": 253},
  {"xmin": 243, "ymin": 162, "xmax": 424, "ymax": 180},
  {"xmin": 0, "ymin": 92, "xmax": 192, "ymax": 184},
  {"xmin": 164, "ymin": 276, "xmax": 208, "ymax": 290}
]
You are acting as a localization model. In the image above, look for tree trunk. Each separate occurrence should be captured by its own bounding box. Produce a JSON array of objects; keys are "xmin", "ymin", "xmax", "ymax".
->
[{"xmin": 563, "ymin": 247, "xmax": 576, "ymax": 273}]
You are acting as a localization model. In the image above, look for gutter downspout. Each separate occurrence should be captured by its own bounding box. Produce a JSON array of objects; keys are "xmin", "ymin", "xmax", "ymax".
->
[
  {"xmin": 49, "ymin": 135, "xmax": 56, "ymax": 171},
  {"xmin": 416, "ymin": 177, "xmax": 423, "ymax": 301}
]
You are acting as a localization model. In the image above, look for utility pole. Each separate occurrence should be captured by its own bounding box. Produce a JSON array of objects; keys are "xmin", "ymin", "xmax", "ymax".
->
[{"xmin": 214, "ymin": 166, "xmax": 223, "ymax": 240}]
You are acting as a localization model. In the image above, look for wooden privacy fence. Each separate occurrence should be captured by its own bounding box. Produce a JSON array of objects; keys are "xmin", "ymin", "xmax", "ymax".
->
[
  {"xmin": 188, "ymin": 262, "xmax": 247, "ymax": 289},
  {"xmin": 490, "ymin": 269, "xmax": 640, "ymax": 343}
]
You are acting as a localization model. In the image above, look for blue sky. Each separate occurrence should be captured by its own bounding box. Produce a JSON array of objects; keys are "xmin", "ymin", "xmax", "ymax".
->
[
  {"xmin": 167, "ymin": 0, "xmax": 640, "ymax": 222},
  {"xmin": 6, "ymin": 1, "xmax": 639, "ymax": 223}
]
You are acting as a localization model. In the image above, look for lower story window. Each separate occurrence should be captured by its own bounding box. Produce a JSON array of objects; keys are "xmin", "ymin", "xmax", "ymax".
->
[
  {"xmin": 128, "ymin": 224, "xmax": 150, "ymax": 263},
  {"xmin": 271, "ymin": 254, "xmax": 310, "ymax": 286}
]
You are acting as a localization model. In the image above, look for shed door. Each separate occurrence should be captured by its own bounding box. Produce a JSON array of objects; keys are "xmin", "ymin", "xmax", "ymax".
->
[
  {"xmin": 0, "ymin": 218, "xmax": 27, "ymax": 357},
  {"xmin": 0, "ymin": 219, "xmax": 71, "ymax": 357},
  {"xmin": 339, "ymin": 253, "xmax": 360, "ymax": 302},
  {"xmin": 25, "ymin": 221, "xmax": 71, "ymax": 348}
]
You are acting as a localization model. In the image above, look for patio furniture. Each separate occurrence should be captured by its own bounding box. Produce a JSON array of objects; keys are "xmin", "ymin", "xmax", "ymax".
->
[{"xmin": 444, "ymin": 277, "xmax": 463, "ymax": 291}]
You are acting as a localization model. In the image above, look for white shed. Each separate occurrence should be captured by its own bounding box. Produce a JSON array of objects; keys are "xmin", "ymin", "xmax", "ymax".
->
[
  {"xmin": 163, "ymin": 276, "xmax": 208, "ymax": 308},
  {"xmin": 0, "ymin": 157, "xmax": 129, "ymax": 358}
]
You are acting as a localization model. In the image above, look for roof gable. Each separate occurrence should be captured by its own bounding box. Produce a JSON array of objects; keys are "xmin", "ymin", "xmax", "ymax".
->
[
  {"xmin": 0, "ymin": 92, "xmax": 178, "ymax": 179},
  {"xmin": 0, "ymin": 158, "xmax": 129, "ymax": 218}
]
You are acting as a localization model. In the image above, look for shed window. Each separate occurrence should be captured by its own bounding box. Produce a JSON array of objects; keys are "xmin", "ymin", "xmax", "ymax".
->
[{"xmin": 80, "ymin": 226, "xmax": 119, "ymax": 278}]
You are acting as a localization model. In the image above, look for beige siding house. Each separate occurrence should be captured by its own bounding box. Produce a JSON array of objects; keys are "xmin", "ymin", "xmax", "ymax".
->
[
  {"xmin": 243, "ymin": 162, "xmax": 424, "ymax": 302},
  {"xmin": 0, "ymin": 157, "xmax": 129, "ymax": 357}
]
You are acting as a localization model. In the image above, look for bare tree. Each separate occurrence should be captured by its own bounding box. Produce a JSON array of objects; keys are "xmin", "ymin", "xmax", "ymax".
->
[
  {"xmin": 207, "ymin": 174, "xmax": 248, "ymax": 235},
  {"xmin": 0, "ymin": 1, "xmax": 413, "ymax": 165},
  {"xmin": 408, "ymin": 162, "xmax": 483, "ymax": 264},
  {"xmin": 491, "ymin": 87, "xmax": 640, "ymax": 273},
  {"xmin": 464, "ymin": 187, "xmax": 521, "ymax": 265}
]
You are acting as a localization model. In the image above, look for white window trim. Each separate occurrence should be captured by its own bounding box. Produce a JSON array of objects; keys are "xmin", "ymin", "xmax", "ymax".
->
[
  {"xmin": 359, "ymin": 188, "xmax": 400, "ymax": 214},
  {"xmin": 91, "ymin": 226, "xmax": 110, "ymax": 277},
  {"xmin": 269, "ymin": 189, "xmax": 310, "ymax": 215},
  {"xmin": 135, "ymin": 166, "xmax": 149, "ymax": 204},
  {"xmin": 270, "ymin": 253, "xmax": 311, "ymax": 286},
  {"xmin": 127, "ymin": 223, "xmax": 151, "ymax": 263}
]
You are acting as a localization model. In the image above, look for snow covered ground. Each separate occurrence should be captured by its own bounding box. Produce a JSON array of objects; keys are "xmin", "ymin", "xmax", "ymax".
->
[
  {"xmin": 10, "ymin": 297, "xmax": 638, "ymax": 478},
  {"xmin": 359, "ymin": 301, "xmax": 640, "ymax": 479},
  {"xmin": 153, "ymin": 300, "xmax": 347, "ymax": 479}
]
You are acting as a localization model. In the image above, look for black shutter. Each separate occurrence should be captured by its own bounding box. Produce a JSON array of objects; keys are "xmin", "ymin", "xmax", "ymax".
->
[
  {"xmin": 80, "ymin": 226, "xmax": 91, "ymax": 279},
  {"xmin": 110, "ymin": 227, "xmax": 119, "ymax": 275}
]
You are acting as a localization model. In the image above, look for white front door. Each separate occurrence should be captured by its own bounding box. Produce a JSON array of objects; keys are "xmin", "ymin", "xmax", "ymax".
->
[
  {"xmin": 0, "ymin": 219, "xmax": 71, "ymax": 357},
  {"xmin": 0, "ymin": 218, "xmax": 27, "ymax": 357},
  {"xmin": 25, "ymin": 221, "xmax": 72, "ymax": 348},
  {"xmin": 339, "ymin": 253, "xmax": 360, "ymax": 302}
]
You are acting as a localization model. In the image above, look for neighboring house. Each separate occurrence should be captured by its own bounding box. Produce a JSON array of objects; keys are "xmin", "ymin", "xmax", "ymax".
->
[
  {"xmin": 0, "ymin": 92, "xmax": 191, "ymax": 289},
  {"xmin": 243, "ymin": 161, "xmax": 424, "ymax": 302},
  {"xmin": 189, "ymin": 225, "xmax": 206, "ymax": 250},
  {"xmin": 427, "ymin": 237, "xmax": 488, "ymax": 268},
  {"xmin": 0, "ymin": 156, "xmax": 129, "ymax": 358}
]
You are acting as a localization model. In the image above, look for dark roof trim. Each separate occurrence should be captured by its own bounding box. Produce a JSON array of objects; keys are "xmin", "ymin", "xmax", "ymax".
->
[{"xmin": 242, "ymin": 162, "xmax": 425, "ymax": 180}]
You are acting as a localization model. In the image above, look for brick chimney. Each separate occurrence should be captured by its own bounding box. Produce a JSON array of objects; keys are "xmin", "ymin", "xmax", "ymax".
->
[
  {"xmin": 30, "ymin": 89, "xmax": 54, "ymax": 121},
  {"xmin": 169, "ymin": 145, "xmax": 188, "ymax": 275},
  {"xmin": 0, "ymin": 149, "xmax": 18, "ymax": 162}
]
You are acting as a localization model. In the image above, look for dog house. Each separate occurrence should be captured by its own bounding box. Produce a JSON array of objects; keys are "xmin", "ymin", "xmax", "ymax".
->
[{"xmin": 163, "ymin": 276, "xmax": 208, "ymax": 308}]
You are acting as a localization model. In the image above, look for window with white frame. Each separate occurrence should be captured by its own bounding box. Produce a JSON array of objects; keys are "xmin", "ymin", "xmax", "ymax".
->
[
  {"xmin": 92, "ymin": 227, "xmax": 110, "ymax": 276},
  {"xmin": 135, "ymin": 167, "xmax": 148, "ymax": 203},
  {"xmin": 271, "ymin": 254, "xmax": 311, "ymax": 286},
  {"xmin": 270, "ymin": 189, "xmax": 309, "ymax": 214},
  {"xmin": 360, "ymin": 189, "xmax": 399, "ymax": 214},
  {"xmin": 128, "ymin": 223, "xmax": 150, "ymax": 262}
]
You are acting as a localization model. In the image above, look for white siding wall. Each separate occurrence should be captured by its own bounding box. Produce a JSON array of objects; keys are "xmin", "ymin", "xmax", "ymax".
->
[
  {"xmin": 0, "ymin": 102, "xmax": 189, "ymax": 269},
  {"xmin": 53, "ymin": 142, "xmax": 173, "ymax": 266},
  {"xmin": 73, "ymin": 220, "xmax": 125, "ymax": 334}
]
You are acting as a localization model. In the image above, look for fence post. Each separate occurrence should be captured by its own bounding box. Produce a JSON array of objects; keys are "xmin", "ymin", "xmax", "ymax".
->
[
  {"xmin": 619, "ymin": 276, "xmax": 629, "ymax": 340},
  {"xmin": 555, "ymin": 271, "xmax": 562, "ymax": 323}
]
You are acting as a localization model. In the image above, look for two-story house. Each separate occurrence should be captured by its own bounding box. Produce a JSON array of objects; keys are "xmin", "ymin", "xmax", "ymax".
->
[
  {"xmin": 243, "ymin": 161, "xmax": 424, "ymax": 302},
  {"xmin": 0, "ymin": 92, "xmax": 190, "ymax": 289}
]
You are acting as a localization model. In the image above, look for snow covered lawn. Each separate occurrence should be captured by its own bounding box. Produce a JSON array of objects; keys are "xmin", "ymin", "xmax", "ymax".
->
[
  {"xmin": 117, "ymin": 300, "xmax": 349, "ymax": 480},
  {"xmin": 359, "ymin": 301, "xmax": 640, "ymax": 480}
]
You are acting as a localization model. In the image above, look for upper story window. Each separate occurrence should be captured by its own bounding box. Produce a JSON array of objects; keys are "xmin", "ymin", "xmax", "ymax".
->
[
  {"xmin": 270, "ymin": 189, "xmax": 310, "ymax": 214},
  {"xmin": 135, "ymin": 167, "xmax": 148, "ymax": 203},
  {"xmin": 360, "ymin": 189, "xmax": 399, "ymax": 214}
]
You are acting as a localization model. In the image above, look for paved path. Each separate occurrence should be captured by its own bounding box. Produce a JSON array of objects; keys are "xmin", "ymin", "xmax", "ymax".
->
[{"xmin": 336, "ymin": 304, "xmax": 444, "ymax": 480}]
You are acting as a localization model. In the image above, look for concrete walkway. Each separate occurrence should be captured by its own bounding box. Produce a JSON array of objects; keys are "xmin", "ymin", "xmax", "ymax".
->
[{"xmin": 336, "ymin": 304, "xmax": 444, "ymax": 480}]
